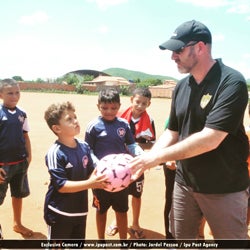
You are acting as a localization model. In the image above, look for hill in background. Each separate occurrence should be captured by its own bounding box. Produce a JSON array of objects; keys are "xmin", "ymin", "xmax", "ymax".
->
[
  {"xmin": 103, "ymin": 68, "xmax": 178, "ymax": 82},
  {"xmin": 102, "ymin": 68, "xmax": 250, "ymax": 85}
]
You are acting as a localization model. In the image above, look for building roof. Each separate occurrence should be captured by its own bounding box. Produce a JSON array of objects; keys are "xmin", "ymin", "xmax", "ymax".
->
[
  {"xmin": 87, "ymin": 76, "xmax": 131, "ymax": 86},
  {"xmin": 68, "ymin": 69, "xmax": 110, "ymax": 78}
]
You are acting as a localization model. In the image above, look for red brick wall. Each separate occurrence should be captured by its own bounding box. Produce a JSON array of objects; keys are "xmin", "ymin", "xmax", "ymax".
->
[
  {"xmin": 19, "ymin": 82, "xmax": 76, "ymax": 91},
  {"xmin": 149, "ymin": 87, "xmax": 173, "ymax": 98},
  {"xmin": 18, "ymin": 82, "xmax": 173, "ymax": 98},
  {"xmin": 81, "ymin": 84, "xmax": 97, "ymax": 92}
]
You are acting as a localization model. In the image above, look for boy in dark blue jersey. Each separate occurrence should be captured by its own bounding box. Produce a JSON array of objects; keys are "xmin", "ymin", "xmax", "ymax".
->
[
  {"xmin": 85, "ymin": 88, "xmax": 143, "ymax": 239},
  {"xmin": 0, "ymin": 78, "xmax": 32, "ymax": 238},
  {"xmin": 44, "ymin": 101, "xmax": 107, "ymax": 239},
  {"xmin": 107, "ymin": 88, "xmax": 155, "ymax": 239}
]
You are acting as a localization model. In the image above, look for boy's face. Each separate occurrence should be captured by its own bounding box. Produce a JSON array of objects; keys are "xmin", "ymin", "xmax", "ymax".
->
[
  {"xmin": 130, "ymin": 94, "xmax": 151, "ymax": 117},
  {"xmin": 97, "ymin": 102, "xmax": 121, "ymax": 121},
  {"xmin": 52, "ymin": 110, "xmax": 80, "ymax": 137},
  {"xmin": 0, "ymin": 84, "xmax": 20, "ymax": 109}
]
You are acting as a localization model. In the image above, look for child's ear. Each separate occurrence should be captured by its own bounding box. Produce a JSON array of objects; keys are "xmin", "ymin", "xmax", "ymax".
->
[
  {"xmin": 147, "ymin": 100, "xmax": 151, "ymax": 107},
  {"xmin": 52, "ymin": 124, "xmax": 60, "ymax": 134}
]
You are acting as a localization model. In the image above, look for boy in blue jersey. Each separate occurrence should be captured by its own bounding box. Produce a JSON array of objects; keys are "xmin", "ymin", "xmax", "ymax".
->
[
  {"xmin": 0, "ymin": 78, "xmax": 32, "ymax": 238},
  {"xmin": 85, "ymin": 88, "xmax": 143, "ymax": 240},
  {"xmin": 107, "ymin": 88, "xmax": 155, "ymax": 239},
  {"xmin": 44, "ymin": 101, "xmax": 107, "ymax": 239}
]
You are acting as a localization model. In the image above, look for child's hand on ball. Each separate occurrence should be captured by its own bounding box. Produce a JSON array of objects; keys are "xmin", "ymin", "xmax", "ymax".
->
[{"xmin": 89, "ymin": 169, "xmax": 108, "ymax": 189}]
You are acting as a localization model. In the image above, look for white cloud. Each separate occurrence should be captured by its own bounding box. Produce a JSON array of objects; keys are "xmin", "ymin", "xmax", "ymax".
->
[
  {"xmin": 243, "ymin": 53, "xmax": 250, "ymax": 59},
  {"xmin": 19, "ymin": 11, "xmax": 49, "ymax": 26},
  {"xmin": 98, "ymin": 25, "xmax": 109, "ymax": 34},
  {"xmin": 176, "ymin": 0, "xmax": 250, "ymax": 14},
  {"xmin": 0, "ymin": 33, "xmax": 113, "ymax": 80},
  {"xmin": 226, "ymin": 0, "xmax": 250, "ymax": 14},
  {"xmin": 86, "ymin": 0, "xmax": 128, "ymax": 10},
  {"xmin": 176, "ymin": 0, "xmax": 230, "ymax": 8}
]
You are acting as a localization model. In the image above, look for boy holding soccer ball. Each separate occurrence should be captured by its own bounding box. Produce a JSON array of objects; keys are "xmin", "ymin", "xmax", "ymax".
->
[
  {"xmin": 107, "ymin": 87, "xmax": 155, "ymax": 239},
  {"xmin": 85, "ymin": 88, "xmax": 143, "ymax": 240},
  {"xmin": 43, "ymin": 101, "xmax": 107, "ymax": 240}
]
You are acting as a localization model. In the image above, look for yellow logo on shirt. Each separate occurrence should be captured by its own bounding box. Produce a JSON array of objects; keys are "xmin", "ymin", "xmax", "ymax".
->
[{"xmin": 200, "ymin": 94, "xmax": 212, "ymax": 109}]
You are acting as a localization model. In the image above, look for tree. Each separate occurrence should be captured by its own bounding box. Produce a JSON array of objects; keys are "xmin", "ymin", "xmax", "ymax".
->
[
  {"xmin": 12, "ymin": 76, "xmax": 23, "ymax": 81},
  {"xmin": 83, "ymin": 74, "xmax": 94, "ymax": 82},
  {"xmin": 35, "ymin": 78, "xmax": 45, "ymax": 83},
  {"xmin": 136, "ymin": 78, "xmax": 163, "ymax": 88}
]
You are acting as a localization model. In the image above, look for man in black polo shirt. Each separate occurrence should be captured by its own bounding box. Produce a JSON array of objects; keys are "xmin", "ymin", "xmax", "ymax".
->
[{"xmin": 129, "ymin": 20, "xmax": 249, "ymax": 239}]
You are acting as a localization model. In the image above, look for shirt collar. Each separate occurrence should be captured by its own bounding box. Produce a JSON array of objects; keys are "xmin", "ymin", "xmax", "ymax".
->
[{"xmin": 189, "ymin": 58, "xmax": 221, "ymax": 87}]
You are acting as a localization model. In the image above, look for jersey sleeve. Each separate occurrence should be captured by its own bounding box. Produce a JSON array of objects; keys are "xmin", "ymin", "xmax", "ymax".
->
[
  {"xmin": 18, "ymin": 106, "xmax": 30, "ymax": 132},
  {"xmin": 22, "ymin": 117, "xmax": 30, "ymax": 133},
  {"xmin": 127, "ymin": 143, "xmax": 144, "ymax": 156},
  {"xmin": 85, "ymin": 130, "xmax": 94, "ymax": 149},
  {"xmin": 84, "ymin": 120, "xmax": 97, "ymax": 150},
  {"xmin": 125, "ymin": 123, "xmax": 136, "ymax": 145},
  {"xmin": 45, "ymin": 147, "xmax": 67, "ymax": 190}
]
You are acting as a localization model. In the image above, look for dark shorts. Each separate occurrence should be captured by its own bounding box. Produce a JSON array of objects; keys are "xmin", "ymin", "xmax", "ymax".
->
[
  {"xmin": 0, "ymin": 159, "xmax": 30, "ymax": 205},
  {"xmin": 48, "ymin": 211, "xmax": 87, "ymax": 239},
  {"xmin": 248, "ymin": 186, "xmax": 250, "ymax": 206},
  {"xmin": 92, "ymin": 188, "xmax": 129, "ymax": 214},
  {"xmin": 128, "ymin": 173, "xmax": 144, "ymax": 198}
]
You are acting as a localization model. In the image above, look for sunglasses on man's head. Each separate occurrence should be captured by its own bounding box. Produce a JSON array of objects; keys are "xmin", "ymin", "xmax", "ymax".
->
[{"xmin": 174, "ymin": 41, "xmax": 199, "ymax": 54}]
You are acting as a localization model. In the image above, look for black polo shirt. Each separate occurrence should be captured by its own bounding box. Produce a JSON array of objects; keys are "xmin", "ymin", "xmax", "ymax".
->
[{"xmin": 168, "ymin": 59, "xmax": 249, "ymax": 193}]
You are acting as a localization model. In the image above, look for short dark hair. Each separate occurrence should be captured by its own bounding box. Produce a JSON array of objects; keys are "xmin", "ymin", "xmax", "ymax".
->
[
  {"xmin": 98, "ymin": 88, "xmax": 120, "ymax": 104},
  {"xmin": 132, "ymin": 87, "xmax": 152, "ymax": 99},
  {"xmin": 0, "ymin": 78, "xmax": 19, "ymax": 92}
]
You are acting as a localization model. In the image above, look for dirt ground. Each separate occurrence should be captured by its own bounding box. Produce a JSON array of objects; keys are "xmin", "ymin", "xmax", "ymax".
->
[{"xmin": 0, "ymin": 92, "xmax": 249, "ymax": 244}]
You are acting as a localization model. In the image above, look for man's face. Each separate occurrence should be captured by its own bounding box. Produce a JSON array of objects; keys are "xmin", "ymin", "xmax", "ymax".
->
[{"xmin": 171, "ymin": 42, "xmax": 199, "ymax": 74}]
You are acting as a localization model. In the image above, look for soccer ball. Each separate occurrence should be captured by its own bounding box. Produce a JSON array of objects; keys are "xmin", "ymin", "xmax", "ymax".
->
[{"xmin": 96, "ymin": 153, "xmax": 132, "ymax": 192}]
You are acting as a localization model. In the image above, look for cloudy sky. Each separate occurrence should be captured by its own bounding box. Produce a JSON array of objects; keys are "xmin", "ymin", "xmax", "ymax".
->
[{"xmin": 0, "ymin": 0, "xmax": 250, "ymax": 81}]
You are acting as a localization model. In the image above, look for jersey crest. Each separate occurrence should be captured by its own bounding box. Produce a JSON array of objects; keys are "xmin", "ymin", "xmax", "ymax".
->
[
  {"xmin": 82, "ymin": 155, "xmax": 89, "ymax": 168},
  {"xmin": 200, "ymin": 94, "xmax": 212, "ymax": 109},
  {"xmin": 117, "ymin": 127, "xmax": 126, "ymax": 137},
  {"xmin": 18, "ymin": 115, "xmax": 25, "ymax": 123}
]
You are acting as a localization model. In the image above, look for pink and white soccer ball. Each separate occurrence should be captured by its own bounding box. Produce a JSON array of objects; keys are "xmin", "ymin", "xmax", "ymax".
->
[{"xmin": 96, "ymin": 153, "xmax": 133, "ymax": 192}]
